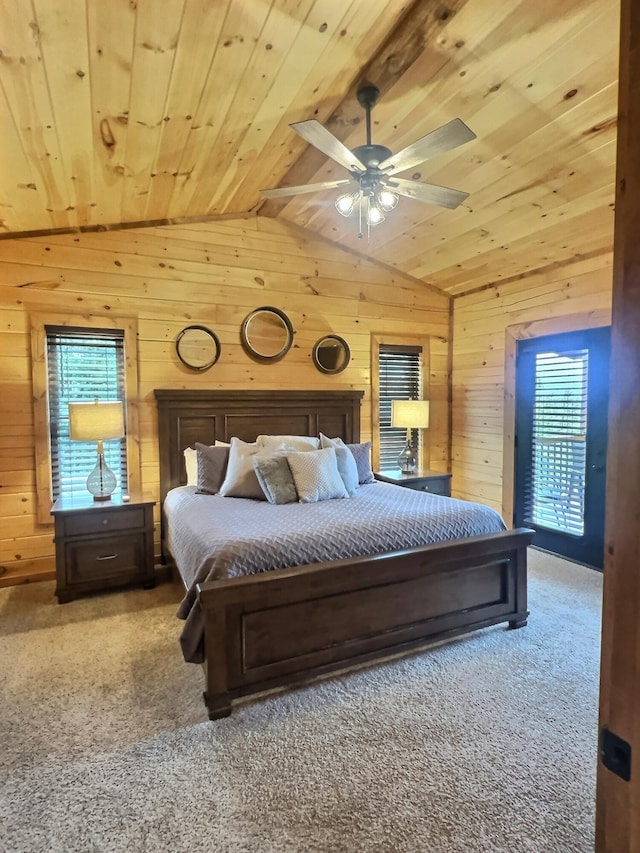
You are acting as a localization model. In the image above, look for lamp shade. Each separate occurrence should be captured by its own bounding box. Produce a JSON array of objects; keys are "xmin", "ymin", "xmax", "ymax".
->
[
  {"xmin": 391, "ymin": 399, "xmax": 430, "ymax": 429},
  {"xmin": 69, "ymin": 399, "xmax": 124, "ymax": 441}
]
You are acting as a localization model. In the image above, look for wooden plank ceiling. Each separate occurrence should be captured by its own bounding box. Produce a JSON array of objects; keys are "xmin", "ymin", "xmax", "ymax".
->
[{"xmin": 0, "ymin": 0, "xmax": 619, "ymax": 296}]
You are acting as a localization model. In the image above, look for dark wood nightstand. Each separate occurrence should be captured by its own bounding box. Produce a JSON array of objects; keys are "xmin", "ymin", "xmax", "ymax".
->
[
  {"xmin": 51, "ymin": 493, "xmax": 156, "ymax": 603},
  {"xmin": 375, "ymin": 468, "xmax": 452, "ymax": 496}
]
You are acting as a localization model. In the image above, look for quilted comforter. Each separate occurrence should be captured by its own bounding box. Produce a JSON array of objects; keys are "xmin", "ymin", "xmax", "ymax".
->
[{"xmin": 164, "ymin": 481, "xmax": 506, "ymax": 663}]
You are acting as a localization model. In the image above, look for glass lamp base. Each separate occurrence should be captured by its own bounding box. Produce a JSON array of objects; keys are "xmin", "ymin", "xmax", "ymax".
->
[
  {"xmin": 397, "ymin": 442, "xmax": 417, "ymax": 474},
  {"xmin": 87, "ymin": 452, "xmax": 117, "ymax": 501}
]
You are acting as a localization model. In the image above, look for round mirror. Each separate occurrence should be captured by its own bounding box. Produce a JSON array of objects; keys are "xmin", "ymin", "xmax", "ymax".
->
[
  {"xmin": 175, "ymin": 325, "xmax": 221, "ymax": 371},
  {"xmin": 312, "ymin": 334, "xmax": 351, "ymax": 375},
  {"xmin": 241, "ymin": 306, "xmax": 293, "ymax": 362}
]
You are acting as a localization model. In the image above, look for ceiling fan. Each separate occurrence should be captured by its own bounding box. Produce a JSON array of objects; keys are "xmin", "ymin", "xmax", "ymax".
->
[{"xmin": 260, "ymin": 83, "xmax": 476, "ymax": 238}]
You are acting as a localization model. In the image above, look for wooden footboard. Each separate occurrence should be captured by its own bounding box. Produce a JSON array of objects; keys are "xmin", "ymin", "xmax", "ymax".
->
[{"xmin": 198, "ymin": 527, "xmax": 533, "ymax": 719}]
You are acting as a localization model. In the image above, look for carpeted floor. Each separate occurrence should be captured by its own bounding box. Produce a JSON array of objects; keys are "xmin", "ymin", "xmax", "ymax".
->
[{"xmin": 0, "ymin": 549, "xmax": 602, "ymax": 853}]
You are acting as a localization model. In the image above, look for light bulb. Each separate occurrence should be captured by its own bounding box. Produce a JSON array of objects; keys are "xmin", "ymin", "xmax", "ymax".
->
[
  {"xmin": 368, "ymin": 204, "xmax": 385, "ymax": 225},
  {"xmin": 335, "ymin": 192, "xmax": 357, "ymax": 216},
  {"xmin": 378, "ymin": 189, "xmax": 399, "ymax": 211}
]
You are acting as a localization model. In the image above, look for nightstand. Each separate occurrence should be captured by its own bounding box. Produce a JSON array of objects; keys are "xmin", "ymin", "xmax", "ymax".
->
[
  {"xmin": 375, "ymin": 468, "xmax": 452, "ymax": 496},
  {"xmin": 51, "ymin": 493, "xmax": 156, "ymax": 603}
]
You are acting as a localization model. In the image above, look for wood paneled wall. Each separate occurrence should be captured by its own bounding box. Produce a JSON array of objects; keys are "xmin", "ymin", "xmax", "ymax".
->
[
  {"xmin": 0, "ymin": 216, "xmax": 450, "ymax": 587},
  {"xmin": 451, "ymin": 252, "xmax": 614, "ymax": 515}
]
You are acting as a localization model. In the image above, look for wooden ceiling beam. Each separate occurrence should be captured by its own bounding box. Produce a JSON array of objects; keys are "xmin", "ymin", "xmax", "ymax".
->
[
  {"xmin": 0, "ymin": 212, "xmax": 257, "ymax": 243},
  {"xmin": 258, "ymin": 0, "xmax": 472, "ymax": 218}
]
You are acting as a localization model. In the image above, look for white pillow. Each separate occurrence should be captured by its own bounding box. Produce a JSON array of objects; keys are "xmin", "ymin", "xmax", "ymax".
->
[
  {"xmin": 184, "ymin": 447, "xmax": 197, "ymax": 486},
  {"xmin": 218, "ymin": 437, "xmax": 266, "ymax": 499},
  {"xmin": 287, "ymin": 447, "xmax": 349, "ymax": 503},
  {"xmin": 214, "ymin": 440, "xmax": 231, "ymax": 447},
  {"xmin": 319, "ymin": 433, "xmax": 359, "ymax": 496},
  {"xmin": 258, "ymin": 434, "xmax": 320, "ymax": 452}
]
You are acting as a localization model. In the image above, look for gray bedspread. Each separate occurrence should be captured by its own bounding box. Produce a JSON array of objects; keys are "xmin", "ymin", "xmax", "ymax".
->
[{"xmin": 165, "ymin": 481, "xmax": 506, "ymax": 663}]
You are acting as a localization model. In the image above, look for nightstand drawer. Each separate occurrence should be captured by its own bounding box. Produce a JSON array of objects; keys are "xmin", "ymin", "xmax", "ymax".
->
[
  {"xmin": 64, "ymin": 507, "xmax": 146, "ymax": 537},
  {"xmin": 406, "ymin": 477, "xmax": 450, "ymax": 496},
  {"xmin": 65, "ymin": 535, "xmax": 144, "ymax": 585},
  {"xmin": 375, "ymin": 470, "xmax": 452, "ymax": 497}
]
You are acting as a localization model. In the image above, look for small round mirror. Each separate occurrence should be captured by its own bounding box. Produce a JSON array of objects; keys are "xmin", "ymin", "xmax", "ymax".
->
[
  {"xmin": 312, "ymin": 334, "xmax": 351, "ymax": 375},
  {"xmin": 241, "ymin": 307, "xmax": 293, "ymax": 362},
  {"xmin": 176, "ymin": 325, "xmax": 221, "ymax": 371}
]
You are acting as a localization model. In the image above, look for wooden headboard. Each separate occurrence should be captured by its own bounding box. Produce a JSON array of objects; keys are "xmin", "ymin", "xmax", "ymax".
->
[{"xmin": 154, "ymin": 389, "xmax": 364, "ymax": 503}]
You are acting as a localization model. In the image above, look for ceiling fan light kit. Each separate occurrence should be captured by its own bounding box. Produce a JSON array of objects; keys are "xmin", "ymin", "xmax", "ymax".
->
[{"xmin": 261, "ymin": 83, "xmax": 476, "ymax": 240}]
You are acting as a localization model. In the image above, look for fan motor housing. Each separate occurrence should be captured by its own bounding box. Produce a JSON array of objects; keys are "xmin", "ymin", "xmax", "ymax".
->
[
  {"xmin": 352, "ymin": 144, "xmax": 393, "ymax": 168},
  {"xmin": 356, "ymin": 84, "xmax": 381, "ymax": 110}
]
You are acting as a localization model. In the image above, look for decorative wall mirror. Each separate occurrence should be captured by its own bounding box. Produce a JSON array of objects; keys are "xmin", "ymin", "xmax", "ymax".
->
[
  {"xmin": 175, "ymin": 325, "xmax": 221, "ymax": 371},
  {"xmin": 241, "ymin": 306, "xmax": 294, "ymax": 362},
  {"xmin": 312, "ymin": 334, "xmax": 351, "ymax": 374}
]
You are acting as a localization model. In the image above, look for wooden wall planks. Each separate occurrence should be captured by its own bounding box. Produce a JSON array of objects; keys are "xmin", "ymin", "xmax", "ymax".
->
[
  {"xmin": 451, "ymin": 253, "xmax": 613, "ymax": 515},
  {"xmin": 0, "ymin": 216, "xmax": 450, "ymax": 587},
  {"xmin": 276, "ymin": 0, "xmax": 619, "ymax": 294},
  {"xmin": 0, "ymin": 0, "xmax": 619, "ymax": 302}
]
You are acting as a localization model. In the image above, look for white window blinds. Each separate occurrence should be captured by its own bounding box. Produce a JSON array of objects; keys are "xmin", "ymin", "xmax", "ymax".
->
[
  {"xmin": 523, "ymin": 349, "xmax": 588, "ymax": 536},
  {"xmin": 378, "ymin": 344, "xmax": 422, "ymax": 469},
  {"xmin": 46, "ymin": 327, "xmax": 128, "ymax": 500}
]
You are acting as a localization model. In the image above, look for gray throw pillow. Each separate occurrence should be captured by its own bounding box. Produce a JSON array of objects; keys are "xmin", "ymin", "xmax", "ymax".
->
[
  {"xmin": 195, "ymin": 443, "xmax": 229, "ymax": 494},
  {"xmin": 252, "ymin": 453, "xmax": 298, "ymax": 504},
  {"xmin": 346, "ymin": 441, "xmax": 375, "ymax": 484},
  {"xmin": 319, "ymin": 433, "xmax": 359, "ymax": 495},
  {"xmin": 218, "ymin": 437, "xmax": 266, "ymax": 500}
]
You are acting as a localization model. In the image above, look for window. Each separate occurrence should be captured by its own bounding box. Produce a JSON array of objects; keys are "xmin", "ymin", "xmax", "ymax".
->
[
  {"xmin": 377, "ymin": 343, "xmax": 423, "ymax": 469},
  {"xmin": 30, "ymin": 311, "xmax": 140, "ymax": 523},
  {"xmin": 46, "ymin": 327, "xmax": 128, "ymax": 501}
]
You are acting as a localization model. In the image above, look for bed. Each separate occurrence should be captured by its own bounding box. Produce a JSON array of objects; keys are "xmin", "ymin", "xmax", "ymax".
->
[{"xmin": 155, "ymin": 389, "xmax": 534, "ymax": 720}]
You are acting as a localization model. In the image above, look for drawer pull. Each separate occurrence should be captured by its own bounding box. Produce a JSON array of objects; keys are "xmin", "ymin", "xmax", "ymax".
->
[
  {"xmin": 96, "ymin": 553, "xmax": 118, "ymax": 561},
  {"xmin": 423, "ymin": 485, "xmax": 430, "ymax": 491}
]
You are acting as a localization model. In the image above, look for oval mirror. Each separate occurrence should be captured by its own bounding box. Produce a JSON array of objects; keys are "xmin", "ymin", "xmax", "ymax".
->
[
  {"xmin": 312, "ymin": 334, "xmax": 351, "ymax": 375},
  {"xmin": 241, "ymin": 306, "xmax": 293, "ymax": 362},
  {"xmin": 175, "ymin": 325, "xmax": 221, "ymax": 371}
]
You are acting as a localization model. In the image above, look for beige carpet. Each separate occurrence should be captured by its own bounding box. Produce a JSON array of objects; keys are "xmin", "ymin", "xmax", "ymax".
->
[{"xmin": 0, "ymin": 549, "xmax": 602, "ymax": 853}]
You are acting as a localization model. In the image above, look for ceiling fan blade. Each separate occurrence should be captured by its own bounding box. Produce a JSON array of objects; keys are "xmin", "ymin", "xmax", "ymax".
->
[
  {"xmin": 387, "ymin": 177, "xmax": 469, "ymax": 209},
  {"xmin": 260, "ymin": 178, "xmax": 353, "ymax": 200},
  {"xmin": 379, "ymin": 118, "xmax": 476, "ymax": 176},
  {"xmin": 289, "ymin": 120, "xmax": 366, "ymax": 173}
]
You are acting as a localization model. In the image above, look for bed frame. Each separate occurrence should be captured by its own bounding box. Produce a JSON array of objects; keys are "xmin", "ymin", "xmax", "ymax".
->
[{"xmin": 155, "ymin": 389, "xmax": 534, "ymax": 720}]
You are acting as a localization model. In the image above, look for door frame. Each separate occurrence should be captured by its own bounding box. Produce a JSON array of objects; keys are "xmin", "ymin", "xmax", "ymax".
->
[
  {"xmin": 513, "ymin": 326, "xmax": 610, "ymax": 568},
  {"xmin": 502, "ymin": 308, "xmax": 611, "ymax": 527},
  {"xmin": 596, "ymin": 0, "xmax": 640, "ymax": 845}
]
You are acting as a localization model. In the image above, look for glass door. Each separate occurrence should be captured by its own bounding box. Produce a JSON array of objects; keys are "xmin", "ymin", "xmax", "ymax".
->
[{"xmin": 514, "ymin": 327, "xmax": 610, "ymax": 569}]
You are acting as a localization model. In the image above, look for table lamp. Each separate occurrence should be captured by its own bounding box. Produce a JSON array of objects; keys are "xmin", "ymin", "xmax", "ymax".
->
[
  {"xmin": 68, "ymin": 399, "xmax": 125, "ymax": 501},
  {"xmin": 391, "ymin": 399, "xmax": 430, "ymax": 474}
]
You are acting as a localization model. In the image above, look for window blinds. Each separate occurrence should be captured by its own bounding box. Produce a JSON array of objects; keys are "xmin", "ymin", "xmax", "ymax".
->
[
  {"xmin": 46, "ymin": 327, "xmax": 128, "ymax": 500},
  {"xmin": 522, "ymin": 349, "xmax": 588, "ymax": 536},
  {"xmin": 378, "ymin": 344, "xmax": 422, "ymax": 469}
]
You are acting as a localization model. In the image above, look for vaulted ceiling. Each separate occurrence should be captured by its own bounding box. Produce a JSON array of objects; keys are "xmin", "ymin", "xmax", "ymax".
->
[{"xmin": 0, "ymin": 0, "xmax": 619, "ymax": 295}]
